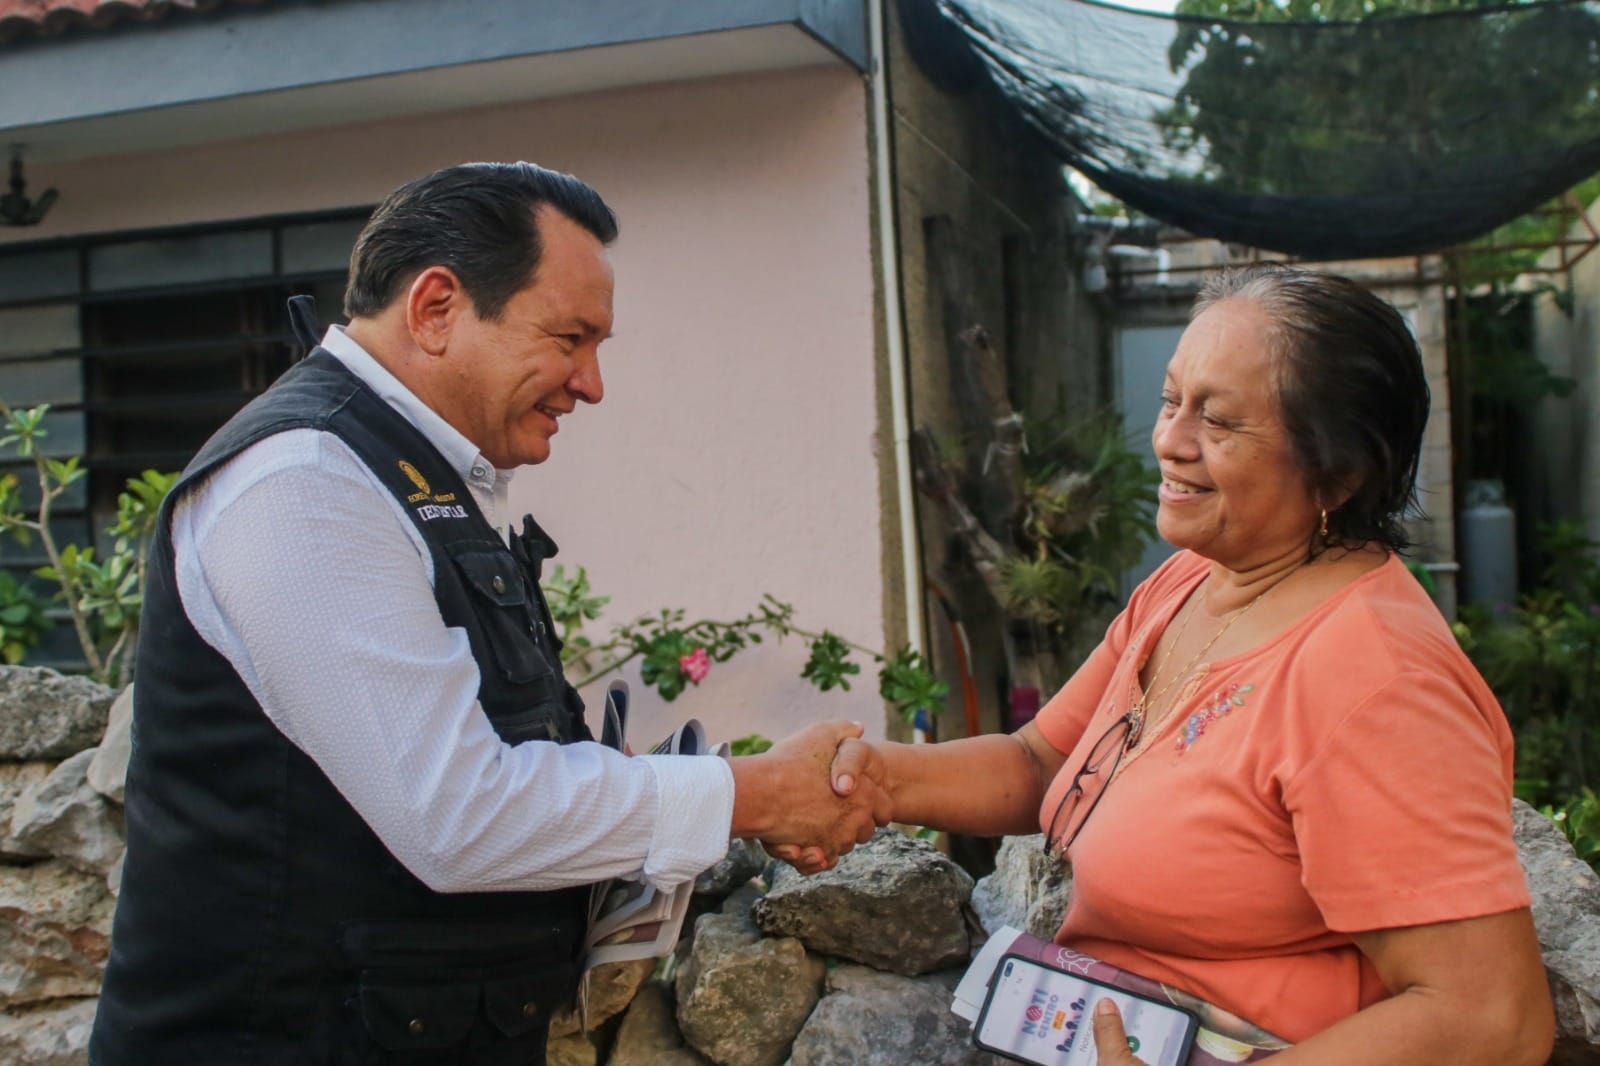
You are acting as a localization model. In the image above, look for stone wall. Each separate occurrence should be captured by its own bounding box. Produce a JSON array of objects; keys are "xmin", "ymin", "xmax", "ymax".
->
[
  {"xmin": 4, "ymin": 666, "xmax": 1598, "ymax": 1064},
  {"xmin": 0, "ymin": 668, "xmax": 123, "ymax": 1066}
]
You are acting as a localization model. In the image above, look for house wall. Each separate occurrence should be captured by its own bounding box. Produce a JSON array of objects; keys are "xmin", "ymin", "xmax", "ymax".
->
[
  {"xmin": 1532, "ymin": 219, "xmax": 1600, "ymax": 546},
  {"xmin": 1, "ymin": 66, "xmax": 891, "ymax": 746},
  {"xmin": 887, "ymin": 0, "xmax": 1111, "ymax": 739}
]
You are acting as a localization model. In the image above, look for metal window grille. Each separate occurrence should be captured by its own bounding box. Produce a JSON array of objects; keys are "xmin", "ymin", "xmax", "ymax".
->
[{"xmin": 0, "ymin": 209, "xmax": 369, "ymax": 666}]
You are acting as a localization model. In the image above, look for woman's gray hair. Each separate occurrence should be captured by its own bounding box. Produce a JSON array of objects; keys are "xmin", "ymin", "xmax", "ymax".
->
[{"xmin": 1193, "ymin": 265, "xmax": 1430, "ymax": 553}]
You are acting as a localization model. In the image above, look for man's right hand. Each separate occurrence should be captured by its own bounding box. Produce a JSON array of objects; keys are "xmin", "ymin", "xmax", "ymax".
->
[
  {"xmin": 728, "ymin": 721, "xmax": 887, "ymax": 871},
  {"xmin": 762, "ymin": 733, "xmax": 895, "ymax": 874}
]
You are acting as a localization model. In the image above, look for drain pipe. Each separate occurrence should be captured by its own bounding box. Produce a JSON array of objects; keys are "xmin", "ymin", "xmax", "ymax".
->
[{"xmin": 867, "ymin": 0, "xmax": 928, "ymax": 739}]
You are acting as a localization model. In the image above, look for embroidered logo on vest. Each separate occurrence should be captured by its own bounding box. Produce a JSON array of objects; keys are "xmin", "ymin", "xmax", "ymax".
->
[
  {"xmin": 399, "ymin": 459, "xmax": 434, "ymax": 503},
  {"xmin": 400, "ymin": 459, "xmax": 463, "ymax": 517}
]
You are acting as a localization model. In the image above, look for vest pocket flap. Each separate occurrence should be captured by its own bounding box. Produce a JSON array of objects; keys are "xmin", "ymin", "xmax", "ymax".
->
[
  {"xmin": 452, "ymin": 550, "xmax": 527, "ymax": 607},
  {"xmin": 483, "ymin": 966, "xmax": 578, "ymax": 1038},
  {"xmin": 342, "ymin": 917, "xmax": 581, "ymax": 968},
  {"xmin": 447, "ymin": 548, "xmax": 554, "ymax": 686},
  {"xmin": 357, "ymin": 978, "xmax": 479, "ymax": 1050}
]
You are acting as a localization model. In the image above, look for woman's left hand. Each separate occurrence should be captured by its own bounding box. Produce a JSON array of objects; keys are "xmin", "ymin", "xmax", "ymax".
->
[{"xmin": 1092, "ymin": 1000, "xmax": 1151, "ymax": 1066}]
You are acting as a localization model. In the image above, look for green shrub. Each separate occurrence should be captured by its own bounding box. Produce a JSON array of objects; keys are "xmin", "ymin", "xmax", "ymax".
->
[
  {"xmin": 0, "ymin": 570, "xmax": 50, "ymax": 664},
  {"xmin": 542, "ymin": 566, "xmax": 949, "ymax": 725},
  {"xmin": 1540, "ymin": 789, "xmax": 1600, "ymax": 874},
  {"xmin": 0, "ymin": 403, "xmax": 178, "ymax": 684},
  {"xmin": 1455, "ymin": 521, "xmax": 1600, "ymax": 858}
]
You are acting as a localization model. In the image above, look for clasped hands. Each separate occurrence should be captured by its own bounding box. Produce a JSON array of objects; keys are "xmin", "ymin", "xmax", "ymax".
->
[
  {"xmin": 734, "ymin": 727, "xmax": 1152, "ymax": 1066},
  {"xmin": 732, "ymin": 721, "xmax": 888, "ymax": 874}
]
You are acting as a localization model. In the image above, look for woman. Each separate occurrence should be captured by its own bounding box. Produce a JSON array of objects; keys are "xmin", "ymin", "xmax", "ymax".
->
[{"xmin": 823, "ymin": 266, "xmax": 1553, "ymax": 1064}]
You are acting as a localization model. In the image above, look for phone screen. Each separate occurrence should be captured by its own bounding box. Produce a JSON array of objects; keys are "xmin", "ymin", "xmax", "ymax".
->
[{"xmin": 974, "ymin": 955, "xmax": 1197, "ymax": 1066}]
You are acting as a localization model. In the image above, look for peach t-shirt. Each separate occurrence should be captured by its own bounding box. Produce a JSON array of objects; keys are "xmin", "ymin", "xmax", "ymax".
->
[{"xmin": 1034, "ymin": 550, "xmax": 1530, "ymax": 1044}]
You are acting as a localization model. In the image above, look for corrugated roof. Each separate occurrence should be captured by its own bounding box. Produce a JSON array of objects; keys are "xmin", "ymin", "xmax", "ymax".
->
[{"xmin": 0, "ymin": 0, "xmax": 272, "ymax": 46}]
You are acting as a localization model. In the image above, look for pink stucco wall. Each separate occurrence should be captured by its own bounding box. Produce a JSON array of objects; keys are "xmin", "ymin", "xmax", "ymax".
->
[{"xmin": 13, "ymin": 67, "xmax": 889, "ymax": 745}]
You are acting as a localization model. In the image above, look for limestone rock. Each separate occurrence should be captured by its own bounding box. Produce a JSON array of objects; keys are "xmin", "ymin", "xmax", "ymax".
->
[
  {"xmin": 970, "ymin": 833, "xmax": 1071, "ymax": 941},
  {"xmin": 104, "ymin": 849, "xmax": 123, "ymax": 898},
  {"xmin": 0, "ymin": 668, "xmax": 115, "ymax": 761},
  {"xmin": 1514, "ymin": 799, "xmax": 1600, "ymax": 1062},
  {"xmin": 754, "ymin": 830, "xmax": 974, "ymax": 976},
  {"xmin": 548, "ymin": 957, "xmax": 654, "ymax": 1039},
  {"xmin": 676, "ymin": 851, "xmax": 769, "ymax": 956},
  {"xmin": 0, "ymin": 763, "xmax": 51, "ymax": 862},
  {"xmin": 791, "ymin": 964, "xmax": 1002, "ymax": 1066},
  {"xmin": 609, "ymin": 980, "xmax": 709, "ymax": 1066},
  {"xmin": 694, "ymin": 838, "xmax": 767, "ymax": 899},
  {"xmin": 675, "ymin": 909, "xmax": 824, "ymax": 1066},
  {"xmin": 0, "ymin": 861, "xmax": 114, "ymax": 1007},
  {"xmin": 719, "ymin": 880, "xmax": 763, "ymax": 918},
  {"xmin": 10, "ymin": 751, "xmax": 124, "ymax": 878},
  {"xmin": 85, "ymin": 686, "xmax": 133, "ymax": 805},
  {"xmin": 0, "ymin": 997, "xmax": 97, "ymax": 1065},
  {"xmin": 545, "ymin": 1031, "xmax": 597, "ymax": 1066}
]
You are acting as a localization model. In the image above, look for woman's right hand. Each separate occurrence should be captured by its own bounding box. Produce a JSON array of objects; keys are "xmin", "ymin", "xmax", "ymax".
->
[
  {"xmin": 830, "ymin": 736, "xmax": 893, "ymax": 819},
  {"xmin": 769, "ymin": 724, "xmax": 1063, "ymax": 872}
]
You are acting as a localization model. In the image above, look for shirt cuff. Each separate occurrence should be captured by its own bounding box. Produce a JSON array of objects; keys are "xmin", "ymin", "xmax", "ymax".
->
[{"xmin": 634, "ymin": 753, "xmax": 736, "ymax": 888}]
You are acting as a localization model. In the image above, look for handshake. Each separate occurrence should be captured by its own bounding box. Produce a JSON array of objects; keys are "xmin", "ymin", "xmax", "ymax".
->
[{"xmin": 728, "ymin": 720, "xmax": 891, "ymax": 875}]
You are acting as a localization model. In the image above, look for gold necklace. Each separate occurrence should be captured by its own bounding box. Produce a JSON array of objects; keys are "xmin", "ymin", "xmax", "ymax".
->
[
  {"xmin": 1128, "ymin": 595, "xmax": 1202, "ymax": 740},
  {"xmin": 1126, "ymin": 564, "xmax": 1304, "ymax": 748}
]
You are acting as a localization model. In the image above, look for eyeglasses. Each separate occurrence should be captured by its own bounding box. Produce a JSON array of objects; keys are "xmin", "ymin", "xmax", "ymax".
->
[{"xmin": 1042, "ymin": 712, "xmax": 1135, "ymax": 860}]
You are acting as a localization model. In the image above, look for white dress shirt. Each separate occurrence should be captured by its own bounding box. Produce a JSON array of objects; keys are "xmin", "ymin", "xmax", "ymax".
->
[{"xmin": 169, "ymin": 326, "xmax": 736, "ymax": 893}]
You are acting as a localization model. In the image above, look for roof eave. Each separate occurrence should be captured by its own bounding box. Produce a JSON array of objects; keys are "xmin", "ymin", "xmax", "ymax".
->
[{"xmin": 0, "ymin": 0, "xmax": 868, "ymax": 162}]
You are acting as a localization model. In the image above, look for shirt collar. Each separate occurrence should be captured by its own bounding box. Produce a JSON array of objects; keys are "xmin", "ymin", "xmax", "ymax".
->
[{"xmin": 319, "ymin": 325, "xmax": 509, "ymax": 498}]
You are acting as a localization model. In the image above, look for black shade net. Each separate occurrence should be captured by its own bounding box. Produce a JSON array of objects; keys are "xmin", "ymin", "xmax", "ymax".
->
[{"xmin": 927, "ymin": 0, "xmax": 1600, "ymax": 259}]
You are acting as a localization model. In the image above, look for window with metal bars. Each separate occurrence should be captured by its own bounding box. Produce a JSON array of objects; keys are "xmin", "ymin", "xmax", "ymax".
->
[{"xmin": 0, "ymin": 209, "xmax": 369, "ymax": 666}]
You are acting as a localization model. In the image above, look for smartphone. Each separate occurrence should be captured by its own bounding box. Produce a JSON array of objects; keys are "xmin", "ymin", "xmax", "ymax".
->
[{"xmin": 973, "ymin": 953, "xmax": 1199, "ymax": 1066}]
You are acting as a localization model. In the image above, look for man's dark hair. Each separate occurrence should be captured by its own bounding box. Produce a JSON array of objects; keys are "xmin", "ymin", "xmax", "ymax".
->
[
  {"xmin": 1193, "ymin": 264, "xmax": 1430, "ymax": 554},
  {"xmin": 343, "ymin": 161, "xmax": 618, "ymax": 322}
]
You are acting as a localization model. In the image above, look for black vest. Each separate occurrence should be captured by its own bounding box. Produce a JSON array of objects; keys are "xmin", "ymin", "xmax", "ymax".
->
[{"xmin": 92, "ymin": 351, "xmax": 593, "ymax": 1066}]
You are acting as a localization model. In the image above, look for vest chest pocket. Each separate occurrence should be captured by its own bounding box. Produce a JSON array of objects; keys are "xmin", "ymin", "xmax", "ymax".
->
[{"xmin": 449, "ymin": 549, "xmax": 554, "ymax": 686}]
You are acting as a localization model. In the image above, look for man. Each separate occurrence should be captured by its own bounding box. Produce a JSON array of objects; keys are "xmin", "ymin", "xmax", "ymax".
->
[{"xmin": 90, "ymin": 162, "xmax": 880, "ymax": 1065}]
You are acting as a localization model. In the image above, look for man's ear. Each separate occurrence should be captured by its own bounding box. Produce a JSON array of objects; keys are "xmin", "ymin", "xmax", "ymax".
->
[{"xmin": 404, "ymin": 266, "xmax": 468, "ymax": 357}]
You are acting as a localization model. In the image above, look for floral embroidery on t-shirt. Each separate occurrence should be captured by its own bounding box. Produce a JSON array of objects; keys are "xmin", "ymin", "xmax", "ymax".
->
[{"xmin": 1174, "ymin": 682, "xmax": 1255, "ymax": 753}]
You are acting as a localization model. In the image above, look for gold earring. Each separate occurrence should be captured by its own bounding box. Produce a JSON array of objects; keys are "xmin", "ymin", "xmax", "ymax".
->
[{"xmin": 1319, "ymin": 509, "xmax": 1329, "ymax": 540}]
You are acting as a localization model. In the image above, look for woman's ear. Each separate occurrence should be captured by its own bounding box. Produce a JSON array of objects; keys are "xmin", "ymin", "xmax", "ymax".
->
[
  {"xmin": 1316, "ymin": 468, "xmax": 1363, "ymax": 518},
  {"xmin": 1332, "ymin": 474, "xmax": 1363, "ymax": 514}
]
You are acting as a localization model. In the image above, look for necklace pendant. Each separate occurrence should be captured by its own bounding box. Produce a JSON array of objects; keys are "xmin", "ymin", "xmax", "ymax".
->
[{"xmin": 1126, "ymin": 703, "xmax": 1145, "ymax": 747}]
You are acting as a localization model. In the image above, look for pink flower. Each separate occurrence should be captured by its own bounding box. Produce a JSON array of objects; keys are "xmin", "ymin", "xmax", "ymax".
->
[{"xmin": 679, "ymin": 647, "xmax": 711, "ymax": 683}]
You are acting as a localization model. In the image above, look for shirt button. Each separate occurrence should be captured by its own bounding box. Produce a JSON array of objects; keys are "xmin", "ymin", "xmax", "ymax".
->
[
  {"xmin": 471, "ymin": 464, "xmax": 488, "ymax": 479},
  {"xmin": 522, "ymin": 1001, "xmax": 539, "ymax": 1019},
  {"xmin": 408, "ymin": 1019, "xmax": 426, "ymax": 1036},
  {"xmin": 492, "ymin": 576, "xmax": 506, "ymax": 594}
]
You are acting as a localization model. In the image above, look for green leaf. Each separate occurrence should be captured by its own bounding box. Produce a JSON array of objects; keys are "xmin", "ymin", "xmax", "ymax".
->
[
  {"xmin": 110, "ymin": 469, "xmax": 179, "ymax": 541},
  {"xmin": 878, "ymin": 647, "xmax": 950, "ymax": 723},
  {"xmin": 0, "ymin": 569, "xmax": 53, "ymax": 663},
  {"xmin": 637, "ymin": 626, "xmax": 697, "ymax": 702},
  {"xmin": 800, "ymin": 631, "xmax": 861, "ymax": 693},
  {"xmin": 45, "ymin": 457, "xmax": 85, "ymax": 490},
  {"xmin": 728, "ymin": 734, "xmax": 774, "ymax": 756},
  {"xmin": 2, "ymin": 405, "xmax": 50, "ymax": 458}
]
